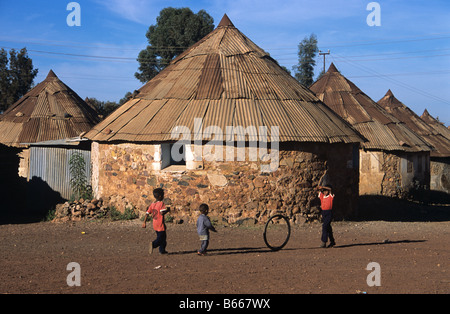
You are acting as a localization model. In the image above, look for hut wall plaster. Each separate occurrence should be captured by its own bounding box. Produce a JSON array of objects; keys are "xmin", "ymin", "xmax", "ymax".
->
[{"xmin": 359, "ymin": 150, "xmax": 430, "ymax": 197}]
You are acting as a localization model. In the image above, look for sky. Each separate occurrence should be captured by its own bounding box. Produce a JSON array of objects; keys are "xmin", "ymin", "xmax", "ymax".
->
[{"xmin": 1, "ymin": 0, "xmax": 449, "ymax": 125}]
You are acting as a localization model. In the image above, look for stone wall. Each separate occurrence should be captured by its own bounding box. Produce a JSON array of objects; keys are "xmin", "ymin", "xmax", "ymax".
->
[
  {"xmin": 91, "ymin": 142, "xmax": 359, "ymax": 223},
  {"xmin": 430, "ymin": 157, "xmax": 450, "ymax": 193}
]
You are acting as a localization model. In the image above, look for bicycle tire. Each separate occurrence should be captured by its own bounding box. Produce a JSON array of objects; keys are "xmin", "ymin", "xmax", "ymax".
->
[{"xmin": 263, "ymin": 214, "xmax": 291, "ymax": 251}]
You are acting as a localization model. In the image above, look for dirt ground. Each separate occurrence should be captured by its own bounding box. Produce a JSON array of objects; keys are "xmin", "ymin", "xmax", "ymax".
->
[{"xmin": 0, "ymin": 217, "xmax": 448, "ymax": 294}]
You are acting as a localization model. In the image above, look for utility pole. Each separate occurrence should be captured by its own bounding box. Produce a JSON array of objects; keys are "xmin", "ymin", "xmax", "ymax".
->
[{"xmin": 319, "ymin": 50, "xmax": 330, "ymax": 73}]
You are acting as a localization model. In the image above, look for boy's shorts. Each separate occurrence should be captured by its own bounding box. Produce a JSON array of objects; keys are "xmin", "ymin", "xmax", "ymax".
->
[{"xmin": 199, "ymin": 235, "xmax": 209, "ymax": 241}]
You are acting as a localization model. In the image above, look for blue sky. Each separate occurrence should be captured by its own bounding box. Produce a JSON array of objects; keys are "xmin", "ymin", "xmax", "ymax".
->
[{"xmin": 1, "ymin": 0, "xmax": 449, "ymax": 125}]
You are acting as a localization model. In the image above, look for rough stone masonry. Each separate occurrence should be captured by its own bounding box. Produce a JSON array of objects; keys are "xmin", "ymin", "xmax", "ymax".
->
[{"xmin": 90, "ymin": 141, "xmax": 359, "ymax": 224}]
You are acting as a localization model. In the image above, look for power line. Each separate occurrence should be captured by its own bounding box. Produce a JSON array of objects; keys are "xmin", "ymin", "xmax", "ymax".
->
[
  {"xmin": 347, "ymin": 70, "xmax": 450, "ymax": 78},
  {"xmin": 1, "ymin": 42, "xmax": 448, "ymax": 106},
  {"xmin": 4, "ymin": 43, "xmax": 449, "ymax": 66},
  {"xmin": 2, "ymin": 31, "xmax": 450, "ymax": 53},
  {"xmin": 0, "ymin": 37, "xmax": 193, "ymax": 52},
  {"xmin": 332, "ymin": 53, "xmax": 450, "ymax": 63},
  {"xmin": 265, "ymin": 32, "xmax": 450, "ymax": 52},
  {"xmin": 0, "ymin": 46, "xmax": 172, "ymax": 65},
  {"xmin": 273, "ymin": 49, "xmax": 450, "ymax": 62},
  {"xmin": 330, "ymin": 53, "xmax": 450, "ymax": 106},
  {"xmin": 318, "ymin": 35, "xmax": 450, "ymax": 49}
]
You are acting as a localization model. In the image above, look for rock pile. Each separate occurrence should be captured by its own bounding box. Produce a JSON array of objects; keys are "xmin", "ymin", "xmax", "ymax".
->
[{"xmin": 53, "ymin": 198, "xmax": 109, "ymax": 222}]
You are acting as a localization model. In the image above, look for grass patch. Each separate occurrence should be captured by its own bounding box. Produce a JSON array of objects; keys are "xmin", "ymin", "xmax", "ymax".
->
[{"xmin": 109, "ymin": 206, "xmax": 139, "ymax": 221}]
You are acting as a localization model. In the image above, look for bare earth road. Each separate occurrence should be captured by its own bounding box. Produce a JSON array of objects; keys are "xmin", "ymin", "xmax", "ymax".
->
[{"xmin": 0, "ymin": 219, "xmax": 448, "ymax": 295}]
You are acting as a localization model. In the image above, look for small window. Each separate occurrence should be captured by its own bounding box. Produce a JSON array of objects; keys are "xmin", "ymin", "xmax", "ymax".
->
[{"xmin": 161, "ymin": 143, "xmax": 186, "ymax": 171}]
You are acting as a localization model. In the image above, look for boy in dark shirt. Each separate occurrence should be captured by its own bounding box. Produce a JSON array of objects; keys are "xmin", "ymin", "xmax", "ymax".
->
[{"xmin": 196, "ymin": 203, "xmax": 217, "ymax": 255}]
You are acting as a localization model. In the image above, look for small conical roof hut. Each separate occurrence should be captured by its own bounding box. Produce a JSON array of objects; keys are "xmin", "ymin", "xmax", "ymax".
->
[
  {"xmin": 0, "ymin": 70, "xmax": 100, "ymax": 147},
  {"xmin": 378, "ymin": 90, "xmax": 450, "ymax": 157},
  {"xmin": 86, "ymin": 15, "xmax": 362, "ymax": 145},
  {"xmin": 310, "ymin": 63, "xmax": 431, "ymax": 152}
]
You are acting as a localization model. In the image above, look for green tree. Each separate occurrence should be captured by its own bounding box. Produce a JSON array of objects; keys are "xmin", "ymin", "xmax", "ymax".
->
[
  {"xmin": 135, "ymin": 7, "xmax": 214, "ymax": 83},
  {"xmin": 85, "ymin": 91, "xmax": 132, "ymax": 119},
  {"xmin": 85, "ymin": 97, "xmax": 120, "ymax": 118},
  {"xmin": 0, "ymin": 48, "xmax": 38, "ymax": 112},
  {"xmin": 292, "ymin": 34, "xmax": 318, "ymax": 87}
]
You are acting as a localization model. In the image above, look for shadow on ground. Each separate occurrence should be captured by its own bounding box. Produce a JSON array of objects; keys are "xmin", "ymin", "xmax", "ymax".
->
[{"xmin": 352, "ymin": 193, "xmax": 450, "ymax": 222}]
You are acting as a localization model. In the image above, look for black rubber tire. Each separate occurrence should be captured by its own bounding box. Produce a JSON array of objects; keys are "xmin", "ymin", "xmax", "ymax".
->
[{"xmin": 263, "ymin": 214, "xmax": 291, "ymax": 251}]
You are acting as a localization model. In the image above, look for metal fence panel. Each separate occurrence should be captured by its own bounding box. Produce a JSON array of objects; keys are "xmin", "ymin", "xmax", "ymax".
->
[{"xmin": 29, "ymin": 147, "xmax": 91, "ymax": 200}]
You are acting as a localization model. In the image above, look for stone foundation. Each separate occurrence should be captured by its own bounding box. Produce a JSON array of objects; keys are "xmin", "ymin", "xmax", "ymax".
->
[{"xmin": 91, "ymin": 142, "xmax": 359, "ymax": 223}]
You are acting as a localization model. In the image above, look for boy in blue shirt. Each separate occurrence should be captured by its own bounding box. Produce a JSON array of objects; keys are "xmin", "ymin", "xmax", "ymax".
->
[{"xmin": 196, "ymin": 203, "xmax": 217, "ymax": 256}]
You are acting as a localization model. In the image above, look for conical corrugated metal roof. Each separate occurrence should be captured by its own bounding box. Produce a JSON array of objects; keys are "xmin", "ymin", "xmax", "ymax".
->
[
  {"xmin": 86, "ymin": 15, "xmax": 364, "ymax": 144},
  {"xmin": 421, "ymin": 109, "xmax": 450, "ymax": 143},
  {"xmin": 378, "ymin": 90, "xmax": 450, "ymax": 157},
  {"xmin": 310, "ymin": 63, "xmax": 431, "ymax": 152},
  {"xmin": 0, "ymin": 70, "xmax": 100, "ymax": 147}
]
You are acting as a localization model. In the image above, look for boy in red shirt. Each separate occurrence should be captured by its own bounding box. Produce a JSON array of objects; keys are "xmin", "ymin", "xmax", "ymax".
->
[
  {"xmin": 317, "ymin": 184, "xmax": 336, "ymax": 248},
  {"xmin": 142, "ymin": 188, "xmax": 170, "ymax": 254}
]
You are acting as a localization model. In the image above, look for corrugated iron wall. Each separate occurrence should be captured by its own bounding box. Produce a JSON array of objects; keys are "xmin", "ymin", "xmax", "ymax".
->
[{"xmin": 29, "ymin": 147, "xmax": 91, "ymax": 200}]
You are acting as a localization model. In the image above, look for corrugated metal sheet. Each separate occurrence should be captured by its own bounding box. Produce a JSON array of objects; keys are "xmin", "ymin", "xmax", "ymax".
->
[
  {"xmin": 196, "ymin": 53, "xmax": 223, "ymax": 99},
  {"xmin": 0, "ymin": 70, "xmax": 100, "ymax": 147},
  {"xmin": 86, "ymin": 16, "xmax": 364, "ymax": 145},
  {"xmin": 353, "ymin": 122, "xmax": 401, "ymax": 151},
  {"xmin": 310, "ymin": 63, "xmax": 431, "ymax": 152},
  {"xmin": 203, "ymin": 98, "xmax": 235, "ymax": 138},
  {"xmin": 29, "ymin": 146, "xmax": 91, "ymax": 200}
]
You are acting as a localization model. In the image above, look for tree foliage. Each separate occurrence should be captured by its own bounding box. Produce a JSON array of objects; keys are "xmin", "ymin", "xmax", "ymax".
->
[
  {"xmin": 0, "ymin": 48, "xmax": 38, "ymax": 112},
  {"xmin": 135, "ymin": 7, "xmax": 214, "ymax": 83},
  {"xmin": 292, "ymin": 34, "xmax": 318, "ymax": 87},
  {"xmin": 85, "ymin": 91, "xmax": 131, "ymax": 119}
]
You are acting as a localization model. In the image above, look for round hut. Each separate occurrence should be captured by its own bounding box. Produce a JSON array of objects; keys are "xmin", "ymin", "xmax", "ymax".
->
[
  {"xmin": 378, "ymin": 91, "xmax": 450, "ymax": 193},
  {"xmin": 0, "ymin": 70, "xmax": 100, "ymax": 210},
  {"xmin": 86, "ymin": 15, "xmax": 364, "ymax": 222},
  {"xmin": 310, "ymin": 63, "xmax": 432, "ymax": 198}
]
